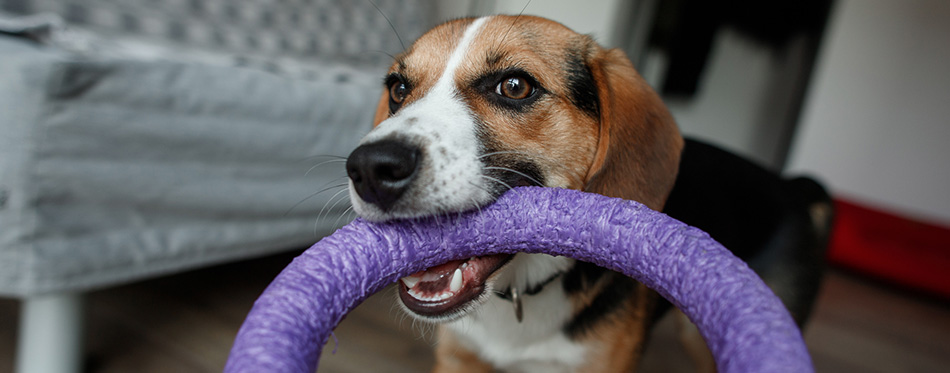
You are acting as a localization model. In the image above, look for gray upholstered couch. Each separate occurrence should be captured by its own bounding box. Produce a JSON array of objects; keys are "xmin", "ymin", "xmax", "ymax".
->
[{"xmin": 0, "ymin": 1, "xmax": 436, "ymax": 371}]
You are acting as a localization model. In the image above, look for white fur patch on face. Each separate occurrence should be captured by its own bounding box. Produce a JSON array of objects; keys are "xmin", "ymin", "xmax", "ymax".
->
[{"xmin": 350, "ymin": 17, "xmax": 493, "ymax": 221}]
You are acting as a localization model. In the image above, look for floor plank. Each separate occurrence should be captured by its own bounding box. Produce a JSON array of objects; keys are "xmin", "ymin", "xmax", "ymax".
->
[
  {"xmin": 804, "ymin": 272, "xmax": 950, "ymax": 373},
  {"xmin": 1, "ymin": 252, "xmax": 948, "ymax": 372}
]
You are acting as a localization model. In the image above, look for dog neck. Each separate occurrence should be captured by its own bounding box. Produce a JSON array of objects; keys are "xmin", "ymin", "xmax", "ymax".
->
[{"xmin": 494, "ymin": 270, "xmax": 565, "ymax": 322}]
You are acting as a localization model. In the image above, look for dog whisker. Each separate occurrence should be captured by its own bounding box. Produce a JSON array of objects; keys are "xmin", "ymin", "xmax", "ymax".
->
[
  {"xmin": 323, "ymin": 192, "xmax": 352, "ymax": 221},
  {"xmin": 490, "ymin": 0, "xmax": 533, "ymax": 61},
  {"xmin": 431, "ymin": 208, "xmax": 450, "ymax": 227},
  {"xmin": 465, "ymin": 181, "xmax": 497, "ymax": 215},
  {"xmin": 477, "ymin": 150, "xmax": 534, "ymax": 160},
  {"xmin": 311, "ymin": 175, "xmax": 349, "ymax": 191},
  {"xmin": 467, "ymin": 196, "xmax": 484, "ymax": 219},
  {"xmin": 305, "ymin": 159, "xmax": 347, "ymax": 176},
  {"xmin": 295, "ymin": 154, "xmax": 346, "ymax": 164},
  {"xmin": 368, "ymin": 0, "xmax": 406, "ymax": 52},
  {"xmin": 331, "ymin": 204, "xmax": 355, "ymax": 230},
  {"xmin": 389, "ymin": 289, "xmax": 414, "ymax": 329},
  {"xmin": 364, "ymin": 49, "xmax": 398, "ymax": 61},
  {"xmin": 314, "ymin": 190, "xmax": 352, "ymax": 237},
  {"xmin": 466, "ymin": 180, "xmax": 494, "ymax": 195},
  {"xmin": 285, "ymin": 180, "xmax": 349, "ymax": 216},
  {"xmin": 484, "ymin": 166, "xmax": 544, "ymax": 187},
  {"xmin": 317, "ymin": 185, "xmax": 352, "ymax": 222},
  {"xmin": 421, "ymin": 320, "xmax": 438, "ymax": 341},
  {"xmin": 479, "ymin": 175, "xmax": 519, "ymax": 196},
  {"xmin": 315, "ymin": 196, "xmax": 352, "ymax": 237}
]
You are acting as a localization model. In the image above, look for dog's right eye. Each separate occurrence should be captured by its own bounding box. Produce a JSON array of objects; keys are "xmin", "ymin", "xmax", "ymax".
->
[
  {"xmin": 389, "ymin": 82, "xmax": 408, "ymax": 113},
  {"xmin": 390, "ymin": 82, "xmax": 407, "ymax": 104},
  {"xmin": 385, "ymin": 74, "xmax": 410, "ymax": 114}
]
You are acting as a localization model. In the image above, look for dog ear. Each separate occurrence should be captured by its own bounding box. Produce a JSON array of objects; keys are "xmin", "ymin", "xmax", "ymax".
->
[
  {"xmin": 583, "ymin": 48, "xmax": 683, "ymax": 211},
  {"xmin": 372, "ymin": 89, "xmax": 391, "ymax": 126}
]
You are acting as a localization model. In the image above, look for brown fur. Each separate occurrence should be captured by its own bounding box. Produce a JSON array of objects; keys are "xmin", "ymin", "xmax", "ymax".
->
[
  {"xmin": 584, "ymin": 283, "xmax": 656, "ymax": 371},
  {"xmin": 583, "ymin": 47, "xmax": 683, "ymax": 211}
]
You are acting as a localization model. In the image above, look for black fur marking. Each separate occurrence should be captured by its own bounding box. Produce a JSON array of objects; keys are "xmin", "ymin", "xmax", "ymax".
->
[
  {"xmin": 562, "ymin": 262, "xmax": 637, "ymax": 339},
  {"xmin": 565, "ymin": 53, "xmax": 600, "ymax": 118},
  {"xmin": 474, "ymin": 122, "xmax": 546, "ymax": 196},
  {"xmin": 561, "ymin": 260, "xmax": 607, "ymax": 294},
  {"xmin": 491, "ymin": 159, "xmax": 543, "ymax": 191},
  {"xmin": 662, "ymin": 138, "xmax": 833, "ymax": 326}
]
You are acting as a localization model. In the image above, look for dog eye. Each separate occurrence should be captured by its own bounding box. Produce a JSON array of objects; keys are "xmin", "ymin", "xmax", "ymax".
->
[
  {"xmin": 495, "ymin": 77, "xmax": 533, "ymax": 100},
  {"xmin": 390, "ymin": 82, "xmax": 408, "ymax": 104},
  {"xmin": 387, "ymin": 79, "xmax": 409, "ymax": 113}
]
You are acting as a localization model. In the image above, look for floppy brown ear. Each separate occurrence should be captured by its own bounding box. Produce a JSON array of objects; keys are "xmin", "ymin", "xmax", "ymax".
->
[
  {"xmin": 583, "ymin": 48, "xmax": 683, "ymax": 211},
  {"xmin": 372, "ymin": 90, "xmax": 390, "ymax": 126}
]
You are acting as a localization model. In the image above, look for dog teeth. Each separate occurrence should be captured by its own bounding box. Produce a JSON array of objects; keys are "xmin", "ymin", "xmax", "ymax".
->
[
  {"xmin": 407, "ymin": 288, "xmax": 455, "ymax": 302},
  {"xmin": 401, "ymin": 275, "xmax": 421, "ymax": 289},
  {"xmin": 450, "ymin": 268, "xmax": 463, "ymax": 292}
]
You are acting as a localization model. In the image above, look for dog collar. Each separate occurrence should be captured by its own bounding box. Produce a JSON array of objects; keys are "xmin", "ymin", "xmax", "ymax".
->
[{"xmin": 494, "ymin": 271, "xmax": 564, "ymax": 322}]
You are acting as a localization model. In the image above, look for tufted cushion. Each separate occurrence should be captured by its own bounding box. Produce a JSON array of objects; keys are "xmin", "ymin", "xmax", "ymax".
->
[{"xmin": 0, "ymin": 0, "xmax": 436, "ymax": 68}]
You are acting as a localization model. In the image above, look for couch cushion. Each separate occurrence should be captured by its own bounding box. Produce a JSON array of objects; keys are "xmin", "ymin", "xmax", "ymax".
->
[{"xmin": 0, "ymin": 35, "xmax": 379, "ymax": 296}]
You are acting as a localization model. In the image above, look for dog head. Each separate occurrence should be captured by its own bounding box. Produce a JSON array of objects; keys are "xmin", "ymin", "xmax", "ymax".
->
[{"xmin": 346, "ymin": 16, "xmax": 682, "ymax": 322}]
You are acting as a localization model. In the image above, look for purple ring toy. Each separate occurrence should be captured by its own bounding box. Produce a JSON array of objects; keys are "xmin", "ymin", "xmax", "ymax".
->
[{"xmin": 225, "ymin": 187, "xmax": 812, "ymax": 372}]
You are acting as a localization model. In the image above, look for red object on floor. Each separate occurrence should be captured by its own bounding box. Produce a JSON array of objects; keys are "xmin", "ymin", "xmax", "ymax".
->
[{"xmin": 828, "ymin": 198, "xmax": 950, "ymax": 298}]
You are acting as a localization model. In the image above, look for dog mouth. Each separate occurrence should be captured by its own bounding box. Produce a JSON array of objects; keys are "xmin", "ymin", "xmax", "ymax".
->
[
  {"xmin": 394, "ymin": 162, "xmax": 544, "ymax": 320},
  {"xmin": 348, "ymin": 142, "xmax": 543, "ymax": 319},
  {"xmin": 398, "ymin": 254, "xmax": 512, "ymax": 320}
]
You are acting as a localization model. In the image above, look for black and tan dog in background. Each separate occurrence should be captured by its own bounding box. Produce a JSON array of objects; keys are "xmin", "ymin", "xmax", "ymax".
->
[{"xmin": 345, "ymin": 15, "xmax": 831, "ymax": 372}]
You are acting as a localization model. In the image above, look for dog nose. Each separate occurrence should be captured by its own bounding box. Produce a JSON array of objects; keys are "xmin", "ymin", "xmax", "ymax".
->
[{"xmin": 346, "ymin": 140, "xmax": 421, "ymax": 211}]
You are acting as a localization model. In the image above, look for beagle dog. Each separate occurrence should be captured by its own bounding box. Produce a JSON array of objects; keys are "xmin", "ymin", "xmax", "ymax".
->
[{"xmin": 345, "ymin": 15, "xmax": 830, "ymax": 372}]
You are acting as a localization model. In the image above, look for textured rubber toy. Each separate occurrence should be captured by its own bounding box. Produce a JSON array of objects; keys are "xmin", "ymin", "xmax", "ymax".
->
[{"xmin": 225, "ymin": 187, "xmax": 812, "ymax": 372}]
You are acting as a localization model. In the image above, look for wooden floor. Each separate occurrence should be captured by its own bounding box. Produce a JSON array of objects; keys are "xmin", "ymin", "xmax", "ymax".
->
[{"xmin": 1, "ymin": 251, "xmax": 948, "ymax": 372}]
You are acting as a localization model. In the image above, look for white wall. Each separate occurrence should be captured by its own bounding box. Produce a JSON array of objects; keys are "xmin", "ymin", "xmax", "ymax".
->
[
  {"xmin": 662, "ymin": 29, "xmax": 809, "ymax": 168},
  {"xmin": 438, "ymin": 0, "xmax": 625, "ymax": 46},
  {"xmin": 787, "ymin": 0, "xmax": 950, "ymax": 224},
  {"xmin": 490, "ymin": 0, "xmax": 625, "ymax": 46}
]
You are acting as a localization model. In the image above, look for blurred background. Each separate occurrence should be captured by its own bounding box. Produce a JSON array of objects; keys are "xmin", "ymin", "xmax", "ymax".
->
[{"xmin": 1, "ymin": 0, "xmax": 947, "ymax": 372}]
